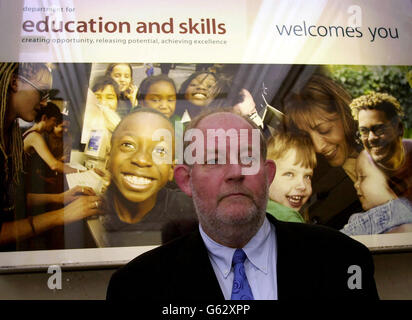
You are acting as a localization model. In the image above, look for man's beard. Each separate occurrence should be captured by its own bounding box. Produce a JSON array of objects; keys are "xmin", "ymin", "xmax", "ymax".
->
[
  {"xmin": 367, "ymin": 138, "xmax": 399, "ymax": 168},
  {"xmin": 190, "ymin": 179, "xmax": 268, "ymax": 244}
]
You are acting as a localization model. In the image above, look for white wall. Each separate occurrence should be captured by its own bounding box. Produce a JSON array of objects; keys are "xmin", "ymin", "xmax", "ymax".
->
[{"xmin": 0, "ymin": 252, "xmax": 411, "ymax": 300}]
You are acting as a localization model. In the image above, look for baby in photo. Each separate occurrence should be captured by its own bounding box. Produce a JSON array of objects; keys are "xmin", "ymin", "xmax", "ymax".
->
[{"xmin": 341, "ymin": 150, "xmax": 412, "ymax": 235}]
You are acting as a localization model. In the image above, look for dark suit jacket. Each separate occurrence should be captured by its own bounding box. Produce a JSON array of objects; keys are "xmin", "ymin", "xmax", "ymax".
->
[{"xmin": 106, "ymin": 214, "xmax": 379, "ymax": 300}]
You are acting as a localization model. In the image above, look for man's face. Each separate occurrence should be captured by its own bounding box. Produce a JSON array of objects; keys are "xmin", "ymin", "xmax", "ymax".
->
[
  {"xmin": 109, "ymin": 112, "xmax": 174, "ymax": 204},
  {"xmin": 185, "ymin": 113, "xmax": 275, "ymax": 234},
  {"xmin": 358, "ymin": 109, "xmax": 401, "ymax": 168}
]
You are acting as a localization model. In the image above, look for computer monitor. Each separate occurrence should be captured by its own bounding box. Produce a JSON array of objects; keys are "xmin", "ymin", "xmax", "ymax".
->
[{"xmin": 84, "ymin": 129, "xmax": 108, "ymax": 160}]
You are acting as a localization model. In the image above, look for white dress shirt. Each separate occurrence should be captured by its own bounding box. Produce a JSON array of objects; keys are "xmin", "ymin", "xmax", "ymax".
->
[{"xmin": 199, "ymin": 217, "xmax": 278, "ymax": 300}]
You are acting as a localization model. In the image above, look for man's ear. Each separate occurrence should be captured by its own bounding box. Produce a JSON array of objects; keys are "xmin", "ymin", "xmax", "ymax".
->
[
  {"xmin": 264, "ymin": 159, "xmax": 276, "ymax": 185},
  {"xmin": 174, "ymin": 164, "xmax": 192, "ymax": 197}
]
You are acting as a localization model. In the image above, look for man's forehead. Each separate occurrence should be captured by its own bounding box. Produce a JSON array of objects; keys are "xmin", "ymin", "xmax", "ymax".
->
[
  {"xmin": 358, "ymin": 109, "xmax": 389, "ymax": 122},
  {"xmin": 195, "ymin": 113, "xmax": 260, "ymax": 153},
  {"xmin": 197, "ymin": 112, "xmax": 254, "ymax": 131}
]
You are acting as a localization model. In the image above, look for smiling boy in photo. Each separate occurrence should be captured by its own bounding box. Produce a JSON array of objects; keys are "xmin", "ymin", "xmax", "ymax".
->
[
  {"xmin": 266, "ymin": 132, "xmax": 316, "ymax": 223},
  {"xmin": 100, "ymin": 108, "xmax": 196, "ymax": 235}
]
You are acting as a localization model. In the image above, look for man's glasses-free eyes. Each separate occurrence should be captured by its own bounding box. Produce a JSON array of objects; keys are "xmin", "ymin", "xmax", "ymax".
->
[{"xmin": 18, "ymin": 75, "xmax": 50, "ymax": 102}]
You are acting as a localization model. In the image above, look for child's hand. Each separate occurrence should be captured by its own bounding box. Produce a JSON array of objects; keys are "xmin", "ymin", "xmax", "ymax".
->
[{"xmin": 125, "ymin": 83, "xmax": 138, "ymax": 106}]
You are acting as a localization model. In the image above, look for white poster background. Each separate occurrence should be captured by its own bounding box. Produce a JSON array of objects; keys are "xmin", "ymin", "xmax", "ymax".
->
[{"xmin": 0, "ymin": 0, "xmax": 411, "ymax": 64}]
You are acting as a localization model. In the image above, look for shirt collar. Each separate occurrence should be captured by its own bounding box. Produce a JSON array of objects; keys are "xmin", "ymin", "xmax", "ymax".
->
[{"xmin": 199, "ymin": 217, "xmax": 273, "ymax": 278}]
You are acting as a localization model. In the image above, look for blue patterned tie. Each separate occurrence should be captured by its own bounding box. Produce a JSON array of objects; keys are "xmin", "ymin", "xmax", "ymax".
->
[{"xmin": 230, "ymin": 249, "xmax": 254, "ymax": 300}]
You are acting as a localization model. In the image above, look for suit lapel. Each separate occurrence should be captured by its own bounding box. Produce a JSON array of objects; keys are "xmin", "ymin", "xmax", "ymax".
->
[
  {"xmin": 171, "ymin": 230, "xmax": 225, "ymax": 301},
  {"xmin": 267, "ymin": 215, "xmax": 298, "ymax": 300},
  {"xmin": 171, "ymin": 216, "xmax": 318, "ymax": 300}
]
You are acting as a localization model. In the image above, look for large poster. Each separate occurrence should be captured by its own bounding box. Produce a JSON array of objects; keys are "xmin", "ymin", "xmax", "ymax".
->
[{"xmin": 1, "ymin": 0, "xmax": 411, "ymax": 270}]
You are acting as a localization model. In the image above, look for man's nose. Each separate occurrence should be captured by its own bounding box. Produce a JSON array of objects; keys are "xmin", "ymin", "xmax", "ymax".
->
[
  {"xmin": 224, "ymin": 163, "xmax": 244, "ymax": 182},
  {"xmin": 367, "ymin": 130, "xmax": 380, "ymax": 141}
]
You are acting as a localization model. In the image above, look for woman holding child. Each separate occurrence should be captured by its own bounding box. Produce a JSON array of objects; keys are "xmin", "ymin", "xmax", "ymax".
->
[{"xmin": 283, "ymin": 74, "xmax": 362, "ymax": 228}]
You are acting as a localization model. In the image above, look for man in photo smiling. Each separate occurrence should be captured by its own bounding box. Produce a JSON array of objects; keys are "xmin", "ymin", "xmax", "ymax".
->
[{"xmin": 350, "ymin": 92, "xmax": 412, "ymax": 201}]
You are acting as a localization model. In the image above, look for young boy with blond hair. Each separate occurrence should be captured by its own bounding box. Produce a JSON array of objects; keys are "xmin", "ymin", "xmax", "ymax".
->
[{"xmin": 267, "ymin": 131, "xmax": 317, "ymax": 223}]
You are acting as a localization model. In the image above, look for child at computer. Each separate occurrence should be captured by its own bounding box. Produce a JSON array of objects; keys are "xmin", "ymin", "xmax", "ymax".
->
[
  {"xmin": 340, "ymin": 150, "xmax": 412, "ymax": 235},
  {"xmin": 99, "ymin": 108, "xmax": 196, "ymax": 234},
  {"xmin": 266, "ymin": 131, "xmax": 317, "ymax": 223}
]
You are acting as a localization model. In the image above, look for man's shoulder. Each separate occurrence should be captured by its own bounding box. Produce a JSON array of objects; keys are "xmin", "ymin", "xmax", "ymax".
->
[
  {"xmin": 106, "ymin": 230, "xmax": 208, "ymax": 300},
  {"xmin": 269, "ymin": 216, "xmax": 370, "ymax": 255},
  {"xmin": 120, "ymin": 230, "xmax": 198, "ymax": 271},
  {"xmin": 107, "ymin": 231, "xmax": 201, "ymax": 297},
  {"xmin": 269, "ymin": 217, "xmax": 379, "ymax": 300}
]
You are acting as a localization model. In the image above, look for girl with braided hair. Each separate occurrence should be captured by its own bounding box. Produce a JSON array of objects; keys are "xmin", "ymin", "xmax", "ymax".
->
[{"xmin": 0, "ymin": 63, "xmax": 102, "ymax": 248}]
